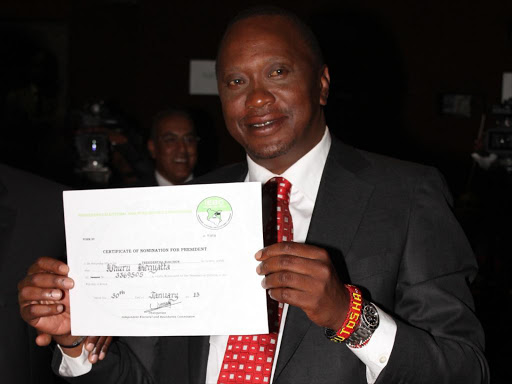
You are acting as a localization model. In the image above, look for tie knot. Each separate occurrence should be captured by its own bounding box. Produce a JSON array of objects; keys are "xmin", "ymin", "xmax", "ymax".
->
[{"xmin": 265, "ymin": 177, "xmax": 292, "ymax": 204}]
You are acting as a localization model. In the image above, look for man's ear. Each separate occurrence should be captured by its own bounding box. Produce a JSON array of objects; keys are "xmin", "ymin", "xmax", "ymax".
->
[
  {"xmin": 319, "ymin": 65, "xmax": 330, "ymax": 106},
  {"xmin": 147, "ymin": 140, "xmax": 156, "ymax": 159}
]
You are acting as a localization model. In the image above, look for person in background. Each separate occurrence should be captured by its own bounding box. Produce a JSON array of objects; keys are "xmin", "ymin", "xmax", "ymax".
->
[
  {"xmin": 0, "ymin": 164, "xmax": 110, "ymax": 383},
  {"xmin": 146, "ymin": 109, "xmax": 199, "ymax": 186}
]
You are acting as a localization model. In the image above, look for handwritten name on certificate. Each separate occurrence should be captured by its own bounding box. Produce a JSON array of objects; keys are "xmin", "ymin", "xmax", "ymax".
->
[{"xmin": 63, "ymin": 182, "xmax": 268, "ymax": 336}]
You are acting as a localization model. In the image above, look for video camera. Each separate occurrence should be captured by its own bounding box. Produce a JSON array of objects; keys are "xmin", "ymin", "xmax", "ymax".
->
[{"xmin": 73, "ymin": 100, "xmax": 121, "ymax": 185}]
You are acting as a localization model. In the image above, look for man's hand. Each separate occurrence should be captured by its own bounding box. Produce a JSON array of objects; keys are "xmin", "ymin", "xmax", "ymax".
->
[
  {"xmin": 34, "ymin": 333, "xmax": 113, "ymax": 363},
  {"xmin": 84, "ymin": 336, "xmax": 113, "ymax": 363},
  {"xmin": 18, "ymin": 257, "xmax": 114, "ymax": 362},
  {"xmin": 18, "ymin": 257, "xmax": 74, "ymax": 339},
  {"xmin": 256, "ymin": 242, "xmax": 349, "ymax": 330}
]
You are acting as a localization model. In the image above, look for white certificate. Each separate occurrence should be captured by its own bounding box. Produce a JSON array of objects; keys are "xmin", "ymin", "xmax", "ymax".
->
[{"xmin": 63, "ymin": 182, "xmax": 268, "ymax": 336}]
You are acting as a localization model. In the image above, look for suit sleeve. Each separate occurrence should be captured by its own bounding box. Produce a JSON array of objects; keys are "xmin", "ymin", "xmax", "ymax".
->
[
  {"xmin": 376, "ymin": 168, "xmax": 489, "ymax": 383},
  {"xmin": 51, "ymin": 339, "xmax": 153, "ymax": 384}
]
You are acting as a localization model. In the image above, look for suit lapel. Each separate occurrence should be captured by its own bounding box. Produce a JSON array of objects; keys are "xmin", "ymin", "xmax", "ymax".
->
[
  {"xmin": 273, "ymin": 138, "xmax": 375, "ymax": 381},
  {"xmin": 272, "ymin": 305, "xmax": 312, "ymax": 381},
  {"xmin": 307, "ymin": 138, "xmax": 375, "ymax": 258},
  {"xmin": 188, "ymin": 336, "xmax": 210, "ymax": 384}
]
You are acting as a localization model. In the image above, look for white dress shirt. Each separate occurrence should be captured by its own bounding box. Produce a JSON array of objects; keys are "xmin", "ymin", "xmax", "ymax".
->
[
  {"xmin": 59, "ymin": 128, "xmax": 396, "ymax": 384},
  {"xmin": 154, "ymin": 170, "xmax": 193, "ymax": 186}
]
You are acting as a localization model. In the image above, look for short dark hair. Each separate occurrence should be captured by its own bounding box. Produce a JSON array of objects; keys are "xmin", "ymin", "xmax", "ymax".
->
[
  {"xmin": 216, "ymin": 6, "xmax": 324, "ymax": 74},
  {"xmin": 150, "ymin": 109, "xmax": 195, "ymax": 140}
]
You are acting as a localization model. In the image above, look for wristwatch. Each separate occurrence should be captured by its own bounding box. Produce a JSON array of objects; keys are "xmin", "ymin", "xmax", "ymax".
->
[
  {"xmin": 57, "ymin": 336, "xmax": 87, "ymax": 349},
  {"xmin": 346, "ymin": 300, "xmax": 379, "ymax": 348}
]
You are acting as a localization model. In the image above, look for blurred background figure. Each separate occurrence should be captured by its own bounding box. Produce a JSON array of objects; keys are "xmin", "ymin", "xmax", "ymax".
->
[
  {"xmin": 146, "ymin": 109, "xmax": 199, "ymax": 186},
  {"xmin": 0, "ymin": 163, "xmax": 67, "ymax": 384},
  {"xmin": 0, "ymin": 164, "xmax": 112, "ymax": 382}
]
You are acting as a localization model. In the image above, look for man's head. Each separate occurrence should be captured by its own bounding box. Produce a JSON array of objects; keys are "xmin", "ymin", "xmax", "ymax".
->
[
  {"xmin": 216, "ymin": 7, "xmax": 330, "ymax": 174},
  {"xmin": 147, "ymin": 109, "xmax": 198, "ymax": 185}
]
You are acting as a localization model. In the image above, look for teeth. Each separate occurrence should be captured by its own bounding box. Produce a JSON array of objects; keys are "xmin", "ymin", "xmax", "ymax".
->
[{"xmin": 252, "ymin": 120, "xmax": 274, "ymax": 128}]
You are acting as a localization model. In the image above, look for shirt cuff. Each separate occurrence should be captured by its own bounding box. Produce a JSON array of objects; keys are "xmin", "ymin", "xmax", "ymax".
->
[
  {"xmin": 57, "ymin": 344, "xmax": 93, "ymax": 377},
  {"xmin": 347, "ymin": 304, "xmax": 396, "ymax": 384}
]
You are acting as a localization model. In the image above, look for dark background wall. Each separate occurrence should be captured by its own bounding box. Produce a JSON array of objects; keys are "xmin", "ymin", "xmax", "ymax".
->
[
  {"xmin": 1, "ymin": 0, "xmax": 511, "ymax": 382},
  {"xmin": 2, "ymin": 0, "xmax": 511, "ymax": 191}
]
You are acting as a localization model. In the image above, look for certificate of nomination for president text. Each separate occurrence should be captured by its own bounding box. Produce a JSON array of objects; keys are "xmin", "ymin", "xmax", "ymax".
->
[{"xmin": 63, "ymin": 182, "xmax": 268, "ymax": 336}]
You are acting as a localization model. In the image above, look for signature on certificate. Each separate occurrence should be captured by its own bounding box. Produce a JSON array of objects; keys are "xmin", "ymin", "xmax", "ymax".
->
[{"xmin": 144, "ymin": 298, "xmax": 182, "ymax": 313}]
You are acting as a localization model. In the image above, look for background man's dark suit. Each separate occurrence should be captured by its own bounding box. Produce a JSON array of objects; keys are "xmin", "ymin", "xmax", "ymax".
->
[
  {"xmin": 52, "ymin": 137, "xmax": 488, "ymax": 383},
  {"xmin": 0, "ymin": 164, "xmax": 67, "ymax": 384}
]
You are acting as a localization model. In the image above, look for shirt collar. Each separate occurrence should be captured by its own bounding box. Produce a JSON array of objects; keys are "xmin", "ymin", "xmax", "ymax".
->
[
  {"xmin": 155, "ymin": 170, "xmax": 193, "ymax": 186},
  {"xmin": 246, "ymin": 127, "xmax": 331, "ymax": 203}
]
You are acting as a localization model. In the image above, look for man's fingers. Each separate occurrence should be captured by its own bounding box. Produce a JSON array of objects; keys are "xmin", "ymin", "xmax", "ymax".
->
[
  {"xmin": 21, "ymin": 303, "xmax": 64, "ymax": 322},
  {"xmin": 27, "ymin": 257, "xmax": 69, "ymax": 276},
  {"xmin": 255, "ymin": 242, "xmax": 329, "ymax": 262},
  {"xmin": 19, "ymin": 273, "xmax": 74, "ymax": 291},
  {"xmin": 257, "ymin": 253, "xmax": 328, "ymax": 277},
  {"xmin": 99, "ymin": 336, "xmax": 113, "ymax": 360},
  {"xmin": 89, "ymin": 350, "xmax": 98, "ymax": 364},
  {"xmin": 267, "ymin": 287, "xmax": 316, "ymax": 308},
  {"xmin": 261, "ymin": 270, "xmax": 318, "ymax": 292},
  {"xmin": 18, "ymin": 286, "xmax": 63, "ymax": 302},
  {"xmin": 101, "ymin": 336, "xmax": 112, "ymax": 350},
  {"xmin": 85, "ymin": 336, "xmax": 99, "ymax": 352},
  {"xmin": 87, "ymin": 336, "xmax": 99, "ymax": 364},
  {"xmin": 35, "ymin": 333, "xmax": 53, "ymax": 346},
  {"xmin": 86, "ymin": 336, "xmax": 114, "ymax": 363}
]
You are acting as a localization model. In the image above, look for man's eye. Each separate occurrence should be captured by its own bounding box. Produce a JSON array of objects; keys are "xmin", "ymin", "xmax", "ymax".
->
[
  {"xmin": 183, "ymin": 135, "xmax": 199, "ymax": 145},
  {"xmin": 269, "ymin": 68, "xmax": 285, "ymax": 77},
  {"xmin": 161, "ymin": 136, "xmax": 178, "ymax": 144},
  {"xmin": 228, "ymin": 79, "xmax": 244, "ymax": 86}
]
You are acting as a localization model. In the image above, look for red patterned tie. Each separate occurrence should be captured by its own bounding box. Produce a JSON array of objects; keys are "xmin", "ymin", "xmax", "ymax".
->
[{"xmin": 217, "ymin": 177, "xmax": 293, "ymax": 384}]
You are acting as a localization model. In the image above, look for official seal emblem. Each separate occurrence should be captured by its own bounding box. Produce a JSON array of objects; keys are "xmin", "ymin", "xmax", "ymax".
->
[{"xmin": 196, "ymin": 196, "xmax": 233, "ymax": 229}]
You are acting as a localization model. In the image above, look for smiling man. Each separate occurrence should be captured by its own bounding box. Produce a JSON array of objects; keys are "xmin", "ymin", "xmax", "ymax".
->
[
  {"xmin": 18, "ymin": 7, "xmax": 488, "ymax": 384},
  {"xmin": 147, "ymin": 109, "xmax": 199, "ymax": 186},
  {"xmin": 216, "ymin": 14, "xmax": 328, "ymax": 175}
]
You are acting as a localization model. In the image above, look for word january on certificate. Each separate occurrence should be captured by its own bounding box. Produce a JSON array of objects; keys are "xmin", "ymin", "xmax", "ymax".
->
[{"xmin": 63, "ymin": 182, "xmax": 268, "ymax": 336}]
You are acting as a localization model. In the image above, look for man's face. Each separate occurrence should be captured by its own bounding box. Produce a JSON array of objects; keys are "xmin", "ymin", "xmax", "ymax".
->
[
  {"xmin": 216, "ymin": 15, "xmax": 330, "ymax": 174},
  {"xmin": 147, "ymin": 114, "xmax": 198, "ymax": 184}
]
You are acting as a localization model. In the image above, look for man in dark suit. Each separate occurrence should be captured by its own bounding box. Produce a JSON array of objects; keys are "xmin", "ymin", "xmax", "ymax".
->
[
  {"xmin": 0, "ymin": 164, "xmax": 67, "ymax": 383},
  {"xmin": 18, "ymin": 7, "xmax": 489, "ymax": 383},
  {"xmin": 1, "ymin": 165, "xmax": 112, "ymax": 380}
]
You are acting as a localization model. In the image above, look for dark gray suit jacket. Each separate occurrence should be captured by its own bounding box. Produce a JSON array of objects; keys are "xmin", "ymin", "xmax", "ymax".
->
[
  {"xmin": 0, "ymin": 164, "xmax": 67, "ymax": 384},
  {"xmin": 53, "ymin": 138, "xmax": 489, "ymax": 383}
]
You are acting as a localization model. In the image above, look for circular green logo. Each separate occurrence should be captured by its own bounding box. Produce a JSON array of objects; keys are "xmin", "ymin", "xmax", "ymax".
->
[{"xmin": 196, "ymin": 196, "xmax": 233, "ymax": 229}]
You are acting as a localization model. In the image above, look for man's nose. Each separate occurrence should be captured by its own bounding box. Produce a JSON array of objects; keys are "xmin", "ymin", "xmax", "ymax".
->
[
  {"xmin": 245, "ymin": 87, "xmax": 276, "ymax": 109},
  {"xmin": 172, "ymin": 138, "xmax": 187, "ymax": 154}
]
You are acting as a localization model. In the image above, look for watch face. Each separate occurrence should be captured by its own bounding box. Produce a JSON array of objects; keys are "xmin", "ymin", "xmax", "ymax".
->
[
  {"xmin": 364, "ymin": 304, "xmax": 379, "ymax": 328},
  {"xmin": 367, "ymin": 317, "xmax": 378, "ymax": 327}
]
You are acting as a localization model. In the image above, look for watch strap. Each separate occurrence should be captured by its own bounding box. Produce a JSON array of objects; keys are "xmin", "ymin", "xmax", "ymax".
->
[
  {"xmin": 346, "ymin": 301, "xmax": 379, "ymax": 348},
  {"xmin": 57, "ymin": 336, "xmax": 86, "ymax": 349}
]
